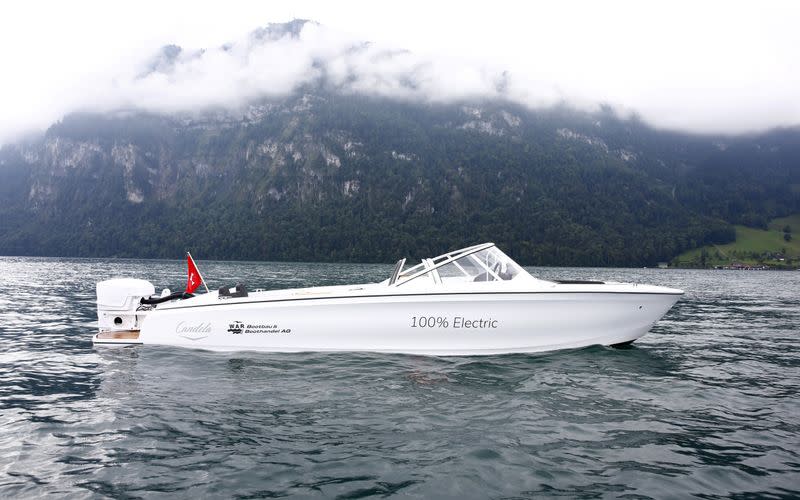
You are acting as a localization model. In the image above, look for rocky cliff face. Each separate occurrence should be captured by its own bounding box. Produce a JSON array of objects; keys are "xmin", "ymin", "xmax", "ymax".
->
[{"xmin": 0, "ymin": 91, "xmax": 798, "ymax": 265}]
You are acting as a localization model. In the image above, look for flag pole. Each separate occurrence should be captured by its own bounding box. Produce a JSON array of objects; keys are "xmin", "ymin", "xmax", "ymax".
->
[{"xmin": 187, "ymin": 251, "xmax": 210, "ymax": 293}]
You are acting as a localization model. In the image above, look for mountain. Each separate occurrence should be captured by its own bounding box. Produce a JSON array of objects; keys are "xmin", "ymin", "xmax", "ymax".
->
[
  {"xmin": 1, "ymin": 91, "xmax": 798, "ymax": 266},
  {"xmin": 0, "ymin": 22, "xmax": 798, "ymax": 266}
]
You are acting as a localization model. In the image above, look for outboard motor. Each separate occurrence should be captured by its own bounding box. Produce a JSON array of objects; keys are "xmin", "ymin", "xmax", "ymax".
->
[{"xmin": 96, "ymin": 278, "xmax": 155, "ymax": 332}]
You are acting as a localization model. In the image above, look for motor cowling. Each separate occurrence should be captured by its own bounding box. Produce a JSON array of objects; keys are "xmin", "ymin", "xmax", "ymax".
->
[{"xmin": 96, "ymin": 278, "xmax": 155, "ymax": 332}]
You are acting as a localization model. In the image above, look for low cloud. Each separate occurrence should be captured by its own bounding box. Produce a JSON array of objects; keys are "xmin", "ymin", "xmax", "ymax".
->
[
  {"xmin": 2, "ymin": 14, "xmax": 799, "ymax": 144},
  {"xmin": 94, "ymin": 22, "xmax": 566, "ymax": 116}
]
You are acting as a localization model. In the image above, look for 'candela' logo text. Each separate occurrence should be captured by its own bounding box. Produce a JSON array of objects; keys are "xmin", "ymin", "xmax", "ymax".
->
[{"xmin": 176, "ymin": 321, "xmax": 212, "ymax": 341}]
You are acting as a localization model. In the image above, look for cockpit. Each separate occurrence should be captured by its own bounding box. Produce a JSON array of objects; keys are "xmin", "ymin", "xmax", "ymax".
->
[{"xmin": 387, "ymin": 243, "xmax": 534, "ymax": 287}]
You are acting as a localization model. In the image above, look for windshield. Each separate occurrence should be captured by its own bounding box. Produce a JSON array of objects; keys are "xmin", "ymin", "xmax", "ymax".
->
[
  {"xmin": 436, "ymin": 247, "xmax": 525, "ymax": 283},
  {"xmin": 393, "ymin": 244, "xmax": 530, "ymax": 286}
]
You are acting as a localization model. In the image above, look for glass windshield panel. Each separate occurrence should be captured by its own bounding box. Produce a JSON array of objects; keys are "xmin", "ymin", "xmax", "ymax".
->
[
  {"xmin": 432, "ymin": 247, "xmax": 526, "ymax": 283},
  {"xmin": 473, "ymin": 247, "xmax": 522, "ymax": 281},
  {"xmin": 437, "ymin": 256, "xmax": 484, "ymax": 280},
  {"xmin": 395, "ymin": 260, "xmax": 423, "ymax": 282}
]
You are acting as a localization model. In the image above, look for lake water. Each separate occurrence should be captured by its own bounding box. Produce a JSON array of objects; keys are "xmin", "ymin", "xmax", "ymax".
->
[{"xmin": 0, "ymin": 257, "xmax": 798, "ymax": 498}]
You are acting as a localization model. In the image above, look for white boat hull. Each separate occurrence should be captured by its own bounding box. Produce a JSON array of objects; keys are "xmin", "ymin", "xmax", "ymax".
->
[{"xmin": 95, "ymin": 290, "xmax": 680, "ymax": 355}]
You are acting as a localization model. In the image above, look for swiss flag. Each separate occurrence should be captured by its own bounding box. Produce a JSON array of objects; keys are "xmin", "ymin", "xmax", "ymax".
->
[{"xmin": 185, "ymin": 253, "xmax": 204, "ymax": 293}]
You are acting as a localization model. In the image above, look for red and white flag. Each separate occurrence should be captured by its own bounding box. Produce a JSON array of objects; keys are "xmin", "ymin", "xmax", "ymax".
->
[{"xmin": 185, "ymin": 252, "xmax": 209, "ymax": 293}]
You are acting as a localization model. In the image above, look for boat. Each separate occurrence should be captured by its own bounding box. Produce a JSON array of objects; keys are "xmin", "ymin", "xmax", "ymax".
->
[{"xmin": 93, "ymin": 243, "xmax": 683, "ymax": 355}]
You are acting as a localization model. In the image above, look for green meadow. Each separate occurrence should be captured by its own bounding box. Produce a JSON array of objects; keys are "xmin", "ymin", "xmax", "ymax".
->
[{"xmin": 673, "ymin": 214, "xmax": 800, "ymax": 268}]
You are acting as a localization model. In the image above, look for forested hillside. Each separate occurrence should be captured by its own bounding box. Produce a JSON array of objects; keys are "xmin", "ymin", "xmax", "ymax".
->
[{"xmin": 0, "ymin": 91, "xmax": 798, "ymax": 266}]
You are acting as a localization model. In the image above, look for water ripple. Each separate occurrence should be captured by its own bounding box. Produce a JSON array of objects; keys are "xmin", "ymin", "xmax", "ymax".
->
[{"xmin": 0, "ymin": 259, "xmax": 798, "ymax": 497}]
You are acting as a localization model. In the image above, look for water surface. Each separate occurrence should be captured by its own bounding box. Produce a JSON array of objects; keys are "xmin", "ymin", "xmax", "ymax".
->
[{"xmin": 1, "ymin": 258, "xmax": 798, "ymax": 498}]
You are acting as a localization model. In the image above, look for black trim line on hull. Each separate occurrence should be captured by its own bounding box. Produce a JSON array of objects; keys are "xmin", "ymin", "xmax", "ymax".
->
[{"xmin": 161, "ymin": 290, "xmax": 684, "ymax": 311}]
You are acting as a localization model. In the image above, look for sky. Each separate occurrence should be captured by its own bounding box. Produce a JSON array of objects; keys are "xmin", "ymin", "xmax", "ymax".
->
[{"xmin": 1, "ymin": 0, "xmax": 799, "ymax": 143}]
